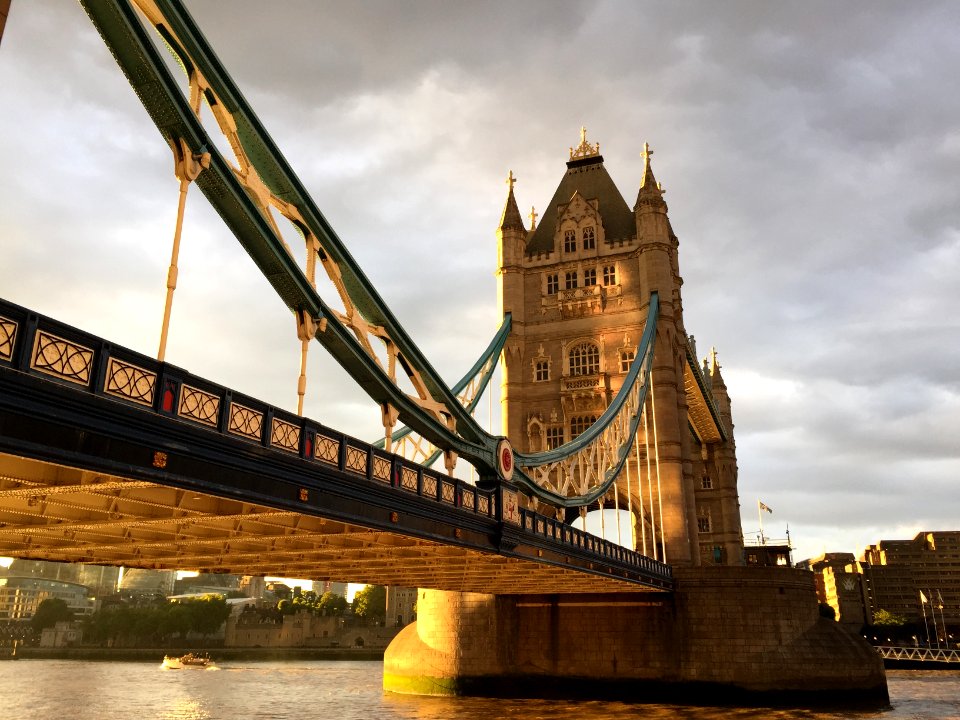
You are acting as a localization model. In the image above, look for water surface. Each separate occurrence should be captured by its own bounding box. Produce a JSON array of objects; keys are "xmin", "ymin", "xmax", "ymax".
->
[{"xmin": 0, "ymin": 660, "xmax": 957, "ymax": 719}]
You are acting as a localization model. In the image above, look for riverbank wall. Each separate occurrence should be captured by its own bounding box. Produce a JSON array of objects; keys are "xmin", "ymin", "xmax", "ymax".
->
[{"xmin": 384, "ymin": 566, "xmax": 889, "ymax": 707}]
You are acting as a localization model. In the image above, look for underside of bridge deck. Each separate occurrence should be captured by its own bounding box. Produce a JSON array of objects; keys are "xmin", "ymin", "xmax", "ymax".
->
[{"xmin": 0, "ymin": 451, "xmax": 653, "ymax": 594}]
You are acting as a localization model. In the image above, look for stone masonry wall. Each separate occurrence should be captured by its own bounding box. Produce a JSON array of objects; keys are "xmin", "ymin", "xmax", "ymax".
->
[{"xmin": 384, "ymin": 567, "xmax": 887, "ymax": 705}]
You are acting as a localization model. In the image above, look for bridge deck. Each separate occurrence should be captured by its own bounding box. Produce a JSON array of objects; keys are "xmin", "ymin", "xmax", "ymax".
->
[{"xmin": 0, "ymin": 299, "xmax": 672, "ymax": 593}]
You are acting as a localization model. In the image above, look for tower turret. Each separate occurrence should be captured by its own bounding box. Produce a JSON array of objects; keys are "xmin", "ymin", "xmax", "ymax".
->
[
  {"xmin": 496, "ymin": 170, "xmax": 529, "ymax": 441},
  {"xmin": 633, "ymin": 143, "xmax": 698, "ymax": 565},
  {"xmin": 497, "ymin": 170, "xmax": 528, "ymax": 308}
]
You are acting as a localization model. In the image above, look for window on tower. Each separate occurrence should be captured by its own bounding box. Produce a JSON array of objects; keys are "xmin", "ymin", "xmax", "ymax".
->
[
  {"xmin": 546, "ymin": 273, "xmax": 559, "ymax": 294},
  {"xmin": 546, "ymin": 427, "xmax": 564, "ymax": 449},
  {"xmin": 534, "ymin": 360, "xmax": 549, "ymax": 382},
  {"xmin": 602, "ymin": 265, "xmax": 617, "ymax": 285},
  {"xmin": 583, "ymin": 268, "xmax": 597, "ymax": 286},
  {"xmin": 570, "ymin": 415, "xmax": 597, "ymax": 438},
  {"xmin": 582, "ymin": 226, "xmax": 596, "ymax": 250},
  {"xmin": 697, "ymin": 512, "xmax": 712, "ymax": 534},
  {"xmin": 701, "ymin": 475, "xmax": 713, "ymax": 490},
  {"xmin": 568, "ymin": 342, "xmax": 600, "ymax": 376},
  {"xmin": 565, "ymin": 271, "xmax": 578, "ymax": 290},
  {"xmin": 619, "ymin": 348, "xmax": 635, "ymax": 372},
  {"xmin": 563, "ymin": 229, "xmax": 576, "ymax": 253}
]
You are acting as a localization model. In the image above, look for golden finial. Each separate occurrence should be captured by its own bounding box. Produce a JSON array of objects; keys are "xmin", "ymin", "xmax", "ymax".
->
[
  {"xmin": 529, "ymin": 206, "xmax": 538, "ymax": 230},
  {"xmin": 569, "ymin": 127, "xmax": 600, "ymax": 160},
  {"xmin": 642, "ymin": 141, "xmax": 653, "ymax": 160},
  {"xmin": 506, "ymin": 170, "xmax": 516, "ymax": 191}
]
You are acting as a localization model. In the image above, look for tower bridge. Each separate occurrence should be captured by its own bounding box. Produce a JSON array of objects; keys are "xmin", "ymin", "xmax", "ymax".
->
[{"xmin": 0, "ymin": 0, "xmax": 887, "ymax": 707}]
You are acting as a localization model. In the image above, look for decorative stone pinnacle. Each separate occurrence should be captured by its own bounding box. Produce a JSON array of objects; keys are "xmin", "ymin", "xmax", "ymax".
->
[
  {"xmin": 642, "ymin": 141, "xmax": 653, "ymax": 159},
  {"xmin": 710, "ymin": 346, "xmax": 720, "ymax": 372},
  {"xmin": 506, "ymin": 170, "xmax": 516, "ymax": 191},
  {"xmin": 529, "ymin": 206, "xmax": 538, "ymax": 230},
  {"xmin": 569, "ymin": 126, "xmax": 600, "ymax": 160}
]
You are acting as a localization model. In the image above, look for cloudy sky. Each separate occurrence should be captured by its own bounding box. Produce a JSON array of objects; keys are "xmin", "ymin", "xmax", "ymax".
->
[{"xmin": 1, "ymin": 1, "xmax": 957, "ymax": 564}]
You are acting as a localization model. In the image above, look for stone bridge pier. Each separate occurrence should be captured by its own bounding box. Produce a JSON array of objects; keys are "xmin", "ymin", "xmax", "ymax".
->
[{"xmin": 384, "ymin": 566, "xmax": 888, "ymax": 707}]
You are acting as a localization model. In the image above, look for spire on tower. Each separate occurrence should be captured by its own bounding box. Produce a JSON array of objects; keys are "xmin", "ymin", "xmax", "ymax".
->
[
  {"xmin": 498, "ymin": 170, "xmax": 526, "ymax": 233},
  {"xmin": 634, "ymin": 141, "xmax": 666, "ymax": 211},
  {"xmin": 708, "ymin": 346, "xmax": 727, "ymax": 389},
  {"xmin": 529, "ymin": 206, "xmax": 538, "ymax": 231}
]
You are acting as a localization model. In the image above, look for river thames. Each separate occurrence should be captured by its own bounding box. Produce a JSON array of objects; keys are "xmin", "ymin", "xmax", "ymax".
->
[{"xmin": 0, "ymin": 660, "xmax": 957, "ymax": 719}]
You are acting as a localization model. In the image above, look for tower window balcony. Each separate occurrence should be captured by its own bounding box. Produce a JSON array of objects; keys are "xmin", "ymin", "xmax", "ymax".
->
[{"xmin": 568, "ymin": 342, "xmax": 600, "ymax": 376}]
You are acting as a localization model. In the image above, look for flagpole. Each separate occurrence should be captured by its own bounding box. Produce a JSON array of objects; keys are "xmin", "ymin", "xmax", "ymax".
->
[
  {"xmin": 920, "ymin": 590, "xmax": 932, "ymax": 647},
  {"xmin": 936, "ymin": 590, "xmax": 948, "ymax": 648},
  {"xmin": 757, "ymin": 499, "xmax": 765, "ymax": 544}
]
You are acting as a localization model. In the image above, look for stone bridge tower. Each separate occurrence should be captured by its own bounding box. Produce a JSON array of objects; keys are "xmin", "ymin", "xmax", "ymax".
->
[
  {"xmin": 496, "ymin": 130, "xmax": 743, "ymax": 566},
  {"xmin": 385, "ymin": 132, "xmax": 888, "ymax": 706}
]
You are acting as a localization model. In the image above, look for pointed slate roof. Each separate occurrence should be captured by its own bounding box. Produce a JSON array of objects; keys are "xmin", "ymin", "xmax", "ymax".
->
[
  {"xmin": 527, "ymin": 132, "xmax": 637, "ymax": 253},
  {"xmin": 498, "ymin": 170, "xmax": 526, "ymax": 233},
  {"xmin": 525, "ymin": 142, "xmax": 635, "ymax": 254}
]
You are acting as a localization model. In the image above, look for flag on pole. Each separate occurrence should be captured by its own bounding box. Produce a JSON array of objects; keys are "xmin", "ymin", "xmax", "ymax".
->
[
  {"xmin": 919, "ymin": 590, "xmax": 928, "ymax": 604},
  {"xmin": 759, "ymin": 501, "xmax": 773, "ymax": 514}
]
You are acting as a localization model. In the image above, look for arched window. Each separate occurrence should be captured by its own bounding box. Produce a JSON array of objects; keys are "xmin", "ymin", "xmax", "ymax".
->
[
  {"xmin": 563, "ymin": 229, "xmax": 576, "ymax": 253},
  {"xmin": 582, "ymin": 226, "xmax": 596, "ymax": 250},
  {"xmin": 570, "ymin": 415, "xmax": 597, "ymax": 438},
  {"xmin": 568, "ymin": 342, "xmax": 599, "ymax": 376}
]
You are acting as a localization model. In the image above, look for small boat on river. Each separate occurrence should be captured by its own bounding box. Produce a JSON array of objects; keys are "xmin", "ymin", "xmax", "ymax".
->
[{"xmin": 161, "ymin": 652, "xmax": 214, "ymax": 670}]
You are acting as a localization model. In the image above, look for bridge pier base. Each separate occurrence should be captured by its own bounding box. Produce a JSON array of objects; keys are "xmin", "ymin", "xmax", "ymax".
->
[{"xmin": 383, "ymin": 566, "xmax": 888, "ymax": 708}]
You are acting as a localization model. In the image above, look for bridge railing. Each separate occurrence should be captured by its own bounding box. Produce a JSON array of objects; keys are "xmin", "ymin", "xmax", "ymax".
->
[
  {"xmin": 0, "ymin": 297, "xmax": 496, "ymax": 524},
  {"xmin": 875, "ymin": 646, "xmax": 960, "ymax": 663},
  {"xmin": 518, "ymin": 508, "xmax": 672, "ymax": 579},
  {"xmin": 0, "ymin": 297, "xmax": 673, "ymax": 587}
]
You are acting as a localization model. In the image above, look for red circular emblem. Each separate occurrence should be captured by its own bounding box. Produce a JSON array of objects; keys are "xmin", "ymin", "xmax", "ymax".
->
[{"xmin": 496, "ymin": 438, "xmax": 514, "ymax": 481}]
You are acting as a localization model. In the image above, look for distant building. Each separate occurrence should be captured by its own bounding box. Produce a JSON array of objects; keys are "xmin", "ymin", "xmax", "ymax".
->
[
  {"xmin": 5, "ymin": 560, "xmax": 120, "ymax": 602},
  {"xmin": 225, "ymin": 607, "xmax": 399, "ymax": 649},
  {"xmin": 799, "ymin": 531, "xmax": 960, "ymax": 638},
  {"xmin": 315, "ymin": 581, "xmax": 348, "ymax": 598},
  {"xmin": 239, "ymin": 576, "xmax": 266, "ymax": 599},
  {"xmin": 743, "ymin": 538, "xmax": 792, "ymax": 568},
  {"xmin": 118, "ymin": 568, "xmax": 176, "ymax": 598},
  {"xmin": 797, "ymin": 553, "xmax": 869, "ymax": 625},
  {"xmin": 0, "ymin": 577, "xmax": 94, "ymax": 619},
  {"xmin": 386, "ymin": 587, "xmax": 417, "ymax": 627},
  {"xmin": 40, "ymin": 620, "xmax": 82, "ymax": 648},
  {"xmin": 174, "ymin": 572, "xmax": 240, "ymax": 596},
  {"xmin": 861, "ymin": 531, "xmax": 960, "ymax": 628},
  {"xmin": 78, "ymin": 565, "xmax": 121, "ymax": 599}
]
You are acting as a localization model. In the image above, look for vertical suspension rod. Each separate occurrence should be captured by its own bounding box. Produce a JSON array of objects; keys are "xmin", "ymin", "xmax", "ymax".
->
[
  {"xmin": 157, "ymin": 123, "xmax": 209, "ymax": 362},
  {"xmin": 650, "ymin": 368, "xmax": 666, "ymax": 562},
  {"xmin": 643, "ymin": 403, "xmax": 656, "ymax": 561}
]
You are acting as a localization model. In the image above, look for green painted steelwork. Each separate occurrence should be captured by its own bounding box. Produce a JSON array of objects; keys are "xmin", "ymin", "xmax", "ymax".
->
[
  {"xmin": 79, "ymin": 0, "xmax": 663, "ymax": 511},
  {"xmin": 372, "ymin": 314, "xmax": 513, "ymax": 466}
]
